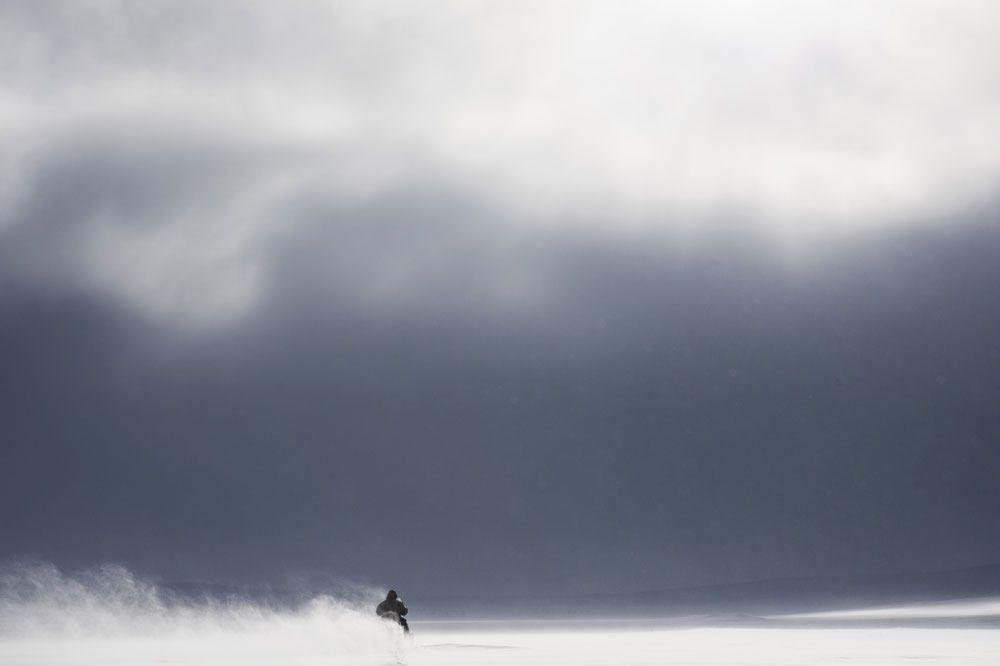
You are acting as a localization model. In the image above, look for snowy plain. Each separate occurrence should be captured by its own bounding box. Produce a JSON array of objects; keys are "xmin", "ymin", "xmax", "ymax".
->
[
  {"xmin": 4, "ymin": 622, "xmax": 1000, "ymax": 666},
  {"xmin": 1, "ymin": 564, "xmax": 998, "ymax": 665}
]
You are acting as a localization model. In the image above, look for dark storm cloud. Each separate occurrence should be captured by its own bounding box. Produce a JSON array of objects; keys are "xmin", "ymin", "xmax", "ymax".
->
[
  {"xmin": 3, "ymin": 187, "xmax": 999, "ymax": 595},
  {"xmin": 2, "ymin": 0, "xmax": 1000, "ymax": 598}
]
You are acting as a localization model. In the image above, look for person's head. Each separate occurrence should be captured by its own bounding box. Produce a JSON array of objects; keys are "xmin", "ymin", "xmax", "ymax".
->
[{"xmin": 387, "ymin": 589, "xmax": 397, "ymax": 600}]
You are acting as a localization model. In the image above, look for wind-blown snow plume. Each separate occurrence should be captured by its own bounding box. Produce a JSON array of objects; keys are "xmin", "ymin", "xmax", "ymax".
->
[{"xmin": 0, "ymin": 562, "xmax": 403, "ymax": 664}]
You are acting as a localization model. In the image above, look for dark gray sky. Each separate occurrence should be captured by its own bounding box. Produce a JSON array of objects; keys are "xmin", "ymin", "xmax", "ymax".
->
[{"xmin": 1, "ymin": 1, "xmax": 999, "ymax": 597}]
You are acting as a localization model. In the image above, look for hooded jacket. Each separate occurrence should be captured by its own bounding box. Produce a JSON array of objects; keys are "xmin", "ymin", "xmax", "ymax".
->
[{"xmin": 376, "ymin": 595, "xmax": 408, "ymax": 618}]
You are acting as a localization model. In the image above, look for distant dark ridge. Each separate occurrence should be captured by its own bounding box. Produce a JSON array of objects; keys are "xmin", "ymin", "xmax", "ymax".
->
[
  {"xmin": 413, "ymin": 564, "xmax": 1000, "ymax": 619},
  {"xmin": 158, "ymin": 563, "xmax": 1000, "ymax": 620}
]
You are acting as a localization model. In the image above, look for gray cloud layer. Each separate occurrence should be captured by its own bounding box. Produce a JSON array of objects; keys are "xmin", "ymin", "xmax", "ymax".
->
[{"xmin": 1, "ymin": 1, "xmax": 999, "ymax": 596}]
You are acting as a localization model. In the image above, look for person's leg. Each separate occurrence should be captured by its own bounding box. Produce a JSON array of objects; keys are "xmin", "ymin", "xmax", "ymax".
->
[{"xmin": 399, "ymin": 616, "xmax": 409, "ymax": 633}]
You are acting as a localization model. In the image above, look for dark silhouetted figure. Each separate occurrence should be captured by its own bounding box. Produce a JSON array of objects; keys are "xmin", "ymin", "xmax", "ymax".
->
[{"xmin": 376, "ymin": 589, "xmax": 409, "ymax": 632}]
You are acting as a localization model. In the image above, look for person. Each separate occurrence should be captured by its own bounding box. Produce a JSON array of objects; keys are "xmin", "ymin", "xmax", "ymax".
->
[{"xmin": 376, "ymin": 589, "xmax": 409, "ymax": 632}]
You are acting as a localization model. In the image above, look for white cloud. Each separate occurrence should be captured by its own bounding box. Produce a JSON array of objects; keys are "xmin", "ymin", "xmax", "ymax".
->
[{"xmin": 2, "ymin": 0, "xmax": 998, "ymax": 327}]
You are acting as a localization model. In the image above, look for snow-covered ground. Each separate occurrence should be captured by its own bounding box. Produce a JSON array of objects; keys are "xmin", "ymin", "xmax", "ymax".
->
[
  {"xmin": 410, "ymin": 626, "xmax": 997, "ymax": 666},
  {"xmin": 2, "ymin": 564, "xmax": 999, "ymax": 665},
  {"xmin": 785, "ymin": 597, "xmax": 1000, "ymax": 620},
  {"xmin": 3, "ymin": 623, "xmax": 999, "ymax": 665}
]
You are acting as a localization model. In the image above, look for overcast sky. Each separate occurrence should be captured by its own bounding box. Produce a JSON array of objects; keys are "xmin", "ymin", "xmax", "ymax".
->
[{"xmin": 1, "ymin": 1, "xmax": 999, "ymax": 597}]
